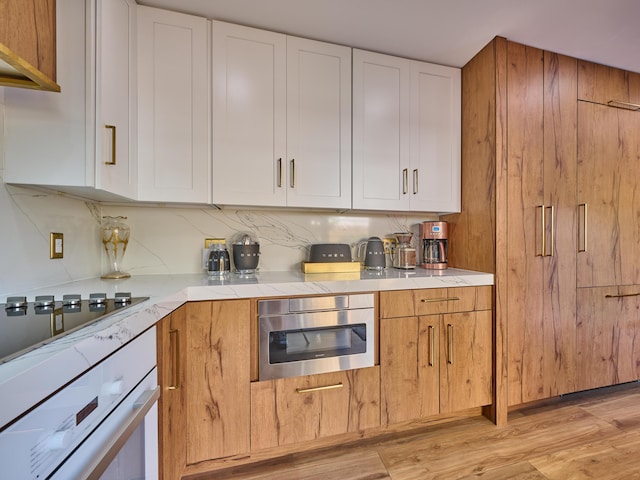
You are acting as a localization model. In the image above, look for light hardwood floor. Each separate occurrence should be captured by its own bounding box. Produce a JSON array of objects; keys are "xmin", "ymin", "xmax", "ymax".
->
[{"xmin": 197, "ymin": 382, "xmax": 640, "ymax": 479}]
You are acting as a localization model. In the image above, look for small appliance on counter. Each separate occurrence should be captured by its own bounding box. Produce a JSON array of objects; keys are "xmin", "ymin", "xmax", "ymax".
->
[
  {"xmin": 421, "ymin": 221, "xmax": 448, "ymax": 269},
  {"xmin": 232, "ymin": 233, "xmax": 260, "ymax": 274},
  {"xmin": 206, "ymin": 238, "xmax": 230, "ymax": 276},
  {"xmin": 392, "ymin": 232, "xmax": 417, "ymax": 269},
  {"xmin": 357, "ymin": 237, "xmax": 386, "ymax": 271},
  {"xmin": 302, "ymin": 243, "xmax": 359, "ymax": 273}
]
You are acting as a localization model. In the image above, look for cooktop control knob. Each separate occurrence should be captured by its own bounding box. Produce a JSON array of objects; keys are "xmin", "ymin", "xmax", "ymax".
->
[
  {"xmin": 35, "ymin": 295, "xmax": 55, "ymax": 308},
  {"xmin": 114, "ymin": 292, "xmax": 132, "ymax": 304},
  {"xmin": 5, "ymin": 296, "xmax": 27, "ymax": 309},
  {"xmin": 89, "ymin": 293, "xmax": 107, "ymax": 305},
  {"xmin": 62, "ymin": 294, "xmax": 81, "ymax": 306}
]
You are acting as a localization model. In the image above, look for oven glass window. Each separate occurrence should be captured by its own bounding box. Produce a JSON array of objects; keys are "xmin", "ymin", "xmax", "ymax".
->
[{"xmin": 269, "ymin": 324, "xmax": 367, "ymax": 364}]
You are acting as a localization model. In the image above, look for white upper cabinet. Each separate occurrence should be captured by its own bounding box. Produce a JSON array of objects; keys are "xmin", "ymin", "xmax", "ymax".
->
[
  {"xmin": 211, "ymin": 21, "xmax": 351, "ymax": 209},
  {"xmin": 352, "ymin": 49, "xmax": 461, "ymax": 213},
  {"xmin": 4, "ymin": 0, "xmax": 137, "ymax": 202},
  {"xmin": 352, "ymin": 49, "xmax": 411, "ymax": 211},
  {"xmin": 136, "ymin": 6, "xmax": 211, "ymax": 203}
]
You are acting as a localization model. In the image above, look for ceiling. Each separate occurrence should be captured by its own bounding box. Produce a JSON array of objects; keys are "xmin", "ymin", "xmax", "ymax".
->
[{"xmin": 138, "ymin": 0, "xmax": 640, "ymax": 74}]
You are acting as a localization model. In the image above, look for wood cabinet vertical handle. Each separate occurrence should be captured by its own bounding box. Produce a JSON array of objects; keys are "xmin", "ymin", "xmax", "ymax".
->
[
  {"xmin": 536, "ymin": 205, "xmax": 546, "ymax": 257},
  {"xmin": 578, "ymin": 203, "xmax": 588, "ymax": 252},
  {"xmin": 168, "ymin": 329, "xmax": 180, "ymax": 390},
  {"xmin": 428, "ymin": 325, "xmax": 435, "ymax": 367},
  {"xmin": 104, "ymin": 125, "xmax": 116, "ymax": 165},
  {"xmin": 290, "ymin": 159, "xmax": 295, "ymax": 188},
  {"xmin": 413, "ymin": 169, "xmax": 419, "ymax": 194},
  {"xmin": 447, "ymin": 324, "xmax": 454, "ymax": 364},
  {"xmin": 277, "ymin": 158, "xmax": 283, "ymax": 187},
  {"xmin": 402, "ymin": 168, "xmax": 408, "ymax": 194}
]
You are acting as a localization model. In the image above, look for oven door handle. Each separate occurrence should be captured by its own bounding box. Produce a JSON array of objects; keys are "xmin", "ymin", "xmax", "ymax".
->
[{"xmin": 79, "ymin": 386, "xmax": 160, "ymax": 480}]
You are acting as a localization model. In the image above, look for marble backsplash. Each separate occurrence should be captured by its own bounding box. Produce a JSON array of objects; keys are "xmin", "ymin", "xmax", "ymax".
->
[{"xmin": 0, "ymin": 179, "xmax": 437, "ymax": 297}]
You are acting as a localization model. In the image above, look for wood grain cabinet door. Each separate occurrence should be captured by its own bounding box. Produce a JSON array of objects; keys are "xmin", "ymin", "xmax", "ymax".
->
[
  {"xmin": 577, "ymin": 102, "xmax": 640, "ymax": 288},
  {"xmin": 158, "ymin": 300, "xmax": 251, "ymax": 479},
  {"xmin": 576, "ymin": 287, "xmax": 640, "ymax": 391},
  {"xmin": 380, "ymin": 316, "xmax": 439, "ymax": 425},
  {"xmin": 250, "ymin": 367, "xmax": 380, "ymax": 451},
  {"xmin": 578, "ymin": 60, "xmax": 640, "ymax": 106},
  {"xmin": 440, "ymin": 310, "xmax": 493, "ymax": 413}
]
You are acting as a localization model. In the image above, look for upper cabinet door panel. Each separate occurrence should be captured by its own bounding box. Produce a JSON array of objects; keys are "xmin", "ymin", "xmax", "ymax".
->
[
  {"xmin": 352, "ymin": 49, "xmax": 411, "ymax": 211},
  {"xmin": 578, "ymin": 60, "xmax": 640, "ymax": 107},
  {"xmin": 96, "ymin": 0, "xmax": 137, "ymax": 199},
  {"xmin": 212, "ymin": 21, "xmax": 287, "ymax": 207},
  {"xmin": 285, "ymin": 36, "xmax": 351, "ymax": 209},
  {"xmin": 410, "ymin": 61, "xmax": 461, "ymax": 213},
  {"xmin": 137, "ymin": 6, "xmax": 211, "ymax": 203}
]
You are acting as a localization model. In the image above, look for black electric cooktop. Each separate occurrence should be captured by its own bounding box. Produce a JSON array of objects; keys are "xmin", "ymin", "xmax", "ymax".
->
[{"xmin": 0, "ymin": 293, "xmax": 148, "ymax": 364}]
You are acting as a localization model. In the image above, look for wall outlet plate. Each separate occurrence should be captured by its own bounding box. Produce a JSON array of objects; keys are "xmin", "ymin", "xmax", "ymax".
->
[
  {"xmin": 382, "ymin": 238, "xmax": 397, "ymax": 254},
  {"xmin": 50, "ymin": 232, "xmax": 64, "ymax": 259}
]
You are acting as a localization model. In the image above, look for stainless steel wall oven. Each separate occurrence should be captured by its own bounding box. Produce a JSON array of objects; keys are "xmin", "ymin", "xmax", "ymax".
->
[{"xmin": 258, "ymin": 293, "xmax": 375, "ymax": 380}]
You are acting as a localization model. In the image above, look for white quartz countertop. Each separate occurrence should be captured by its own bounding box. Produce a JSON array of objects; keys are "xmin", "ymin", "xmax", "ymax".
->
[{"xmin": 0, "ymin": 267, "xmax": 493, "ymax": 428}]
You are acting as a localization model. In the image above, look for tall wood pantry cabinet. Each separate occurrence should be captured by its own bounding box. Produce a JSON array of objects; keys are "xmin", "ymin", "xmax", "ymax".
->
[{"xmin": 443, "ymin": 38, "xmax": 577, "ymax": 424}]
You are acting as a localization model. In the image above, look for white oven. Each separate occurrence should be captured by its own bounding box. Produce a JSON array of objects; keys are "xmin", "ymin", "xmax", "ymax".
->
[{"xmin": 0, "ymin": 327, "xmax": 158, "ymax": 480}]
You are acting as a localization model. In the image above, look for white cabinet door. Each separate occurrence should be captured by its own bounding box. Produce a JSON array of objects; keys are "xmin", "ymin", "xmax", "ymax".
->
[
  {"xmin": 353, "ymin": 49, "xmax": 461, "ymax": 213},
  {"xmin": 137, "ymin": 6, "xmax": 211, "ymax": 203},
  {"xmin": 4, "ymin": 0, "xmax": 136, "ymax": 202},
  {"xmin": 212, "ymin": 21, "xmax": 287, "ymax": 207},
  {"xmin": 410, "ymin": 61, "xmax": 461, "ymax": 213},
  {"xmin": 352, "ymin": 49, "xmax": 411, "ymax": 211},
  {"xmin": 285, "ymin": 37, "xmax": 351, "ymax": 209},
  {"xmin": 95, "ymin": 0, "xmax": 137, "ymax": 199}
]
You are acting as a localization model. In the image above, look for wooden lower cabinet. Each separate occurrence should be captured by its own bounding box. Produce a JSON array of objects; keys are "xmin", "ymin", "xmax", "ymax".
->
[
  {"xmin": 380, "ymin": 286, "xmax": 493, "ymax": 425},
  {"xmin": 577, "ymin": 286, "xmax": 640, "ymax": 391},
  {"xmin": 250, "ymin": 367, "xmax": 380, "ymax": 451},
  {"xmin": 157, "ymin": 300, "xmax": 251, "ymax": 480}
]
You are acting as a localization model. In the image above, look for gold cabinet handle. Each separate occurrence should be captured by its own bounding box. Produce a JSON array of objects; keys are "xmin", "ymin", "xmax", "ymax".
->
[
  {"xmin": 290, "ymin": 159, "xmax": 295, "ymax": 188},
  {"xmin": 413, "ymin": 169, "xmax": 419, "ymax": 194},
  {"xmin": 168, "ymin": 329, "xmax": 180, "ymax": 390},
  {"xmin": 277, "ymin": 158, "xmax": 283, "ymax": 187},
  {"xmin": 578, "ymin": 203, "xmax": 588, "ymax": 252},
  {"xmin": 536, "ymin": 205, "xmax": 546, "ymax": 257},
  {"xmin": 447, "ymin": 324, "xmax": 454, "ymax": 364},
  {"xmin": 545, "ymin": 205, "xmax": 555, "ymax": 257},
  {"xmin": 105, "ymin": 125, "xmax": 116, "ymax": 165},
  {"xmin": 402, "ymin": 168, "xmax": 408, "ymax": 194},
  {"xmin": 296, "ymin": 383, "xmax": 343, "ymax": 394},
  {"xmin": 605, "ymin": 293, "xmax": 640, "ymax": 299},
  {"xmin": 428, "ymin": 325, "xmax": 435, "ymax": 367},
  {"xmin": 607, "ymin": 100, "xmax": 640, "ymax": 111},
  {"xmin": 421, "ymin": 297, "xmax": 460, "ymax": 303}
]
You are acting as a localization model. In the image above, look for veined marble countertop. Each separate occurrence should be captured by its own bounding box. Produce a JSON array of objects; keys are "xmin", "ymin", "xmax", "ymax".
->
[{"xmin": 0, "ymin": 267, "xmax": 493, "ymax": 429}]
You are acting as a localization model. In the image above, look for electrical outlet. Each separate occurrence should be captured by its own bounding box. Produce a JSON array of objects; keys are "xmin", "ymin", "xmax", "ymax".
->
[
  {"xmin": 50, "ymin": 232, "xmax": 64, "ymax": 259},
  {"xmin": 382, "ymin": 238, "xmax": 397, "ymax": 254}
]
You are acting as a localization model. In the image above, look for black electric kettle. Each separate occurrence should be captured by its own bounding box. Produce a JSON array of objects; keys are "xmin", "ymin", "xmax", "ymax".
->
[{"xmin": 357, "ymin": 237, "xmax": 386, "ymax": 270}]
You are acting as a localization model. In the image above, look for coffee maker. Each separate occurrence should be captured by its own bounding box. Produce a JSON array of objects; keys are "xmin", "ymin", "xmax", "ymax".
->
[{"xmin": 421, "ymin": 221, "xmax": 448, "ymax": 269}]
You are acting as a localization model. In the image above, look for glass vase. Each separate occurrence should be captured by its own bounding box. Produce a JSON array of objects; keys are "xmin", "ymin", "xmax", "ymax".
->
[{"xmin": 101, "ymin": 216, "xmax": 131, "ymax": 279}]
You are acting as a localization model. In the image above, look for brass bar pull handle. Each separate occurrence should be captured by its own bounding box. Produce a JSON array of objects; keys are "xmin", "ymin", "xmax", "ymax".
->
[
  {"xmin": 277, "ymin": 158, "xmax": 282, "ymax": 187},
  {"xmin": 421, "ymin": 296, "xmax": 460, "ymax": 303},
  {"xmin": 428, "ymin": 325, "xmax": 435, "ymax": 367},
  {"xmin": 296, "ymin": 383, "xmax": 343, "ymax": 394},
  {"xmin": 536, "ymin": 205, "xmax": 546, "ymax": 257},
  {"xmin": 578, "ymin": 203, "xmax": 588, "ymax": 252},
  {"xmin": 447, "ymin": 324, "xmax": 454, "ymax": 364},
  {"xmin": 290, "ymin": 159, "xmax": 295, "ymax": 188},
  {"xmin": 413, "ymin": 169, "xmax": 418, "ymax": 194},
  {"xmin": 607, "ymin": 100, "xmax": 640, "ymax": 111},
  {"xmin": 105, "ymin": 125, "xmax": 116, "ymax": 165},
  {"xmin": 168, "ymin": 329, "xmax": 180, "ymax": 390},
  {"xmin": 545, "ymin": 205, "xmax": 555, "ymax": 257},
  {"xmin": 605, "ymin": 293, "xmax": 640, "ymax": 299},
  {"xmin": 402, "ymin": 168, "xmax": 408, "ymax": 194}
]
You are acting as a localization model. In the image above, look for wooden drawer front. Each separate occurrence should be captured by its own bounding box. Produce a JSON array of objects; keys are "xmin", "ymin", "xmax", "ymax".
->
[
  {"xmin": 578, "ymin": 60, "xmax": 640, "ymax": 106},
  {"xmin": 250, "ymin": 367, "xmax": 380, "ymax": 451},
  {"xmin": 380, "ymin": 286, "xmax": 492, "ymax": 318}
]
